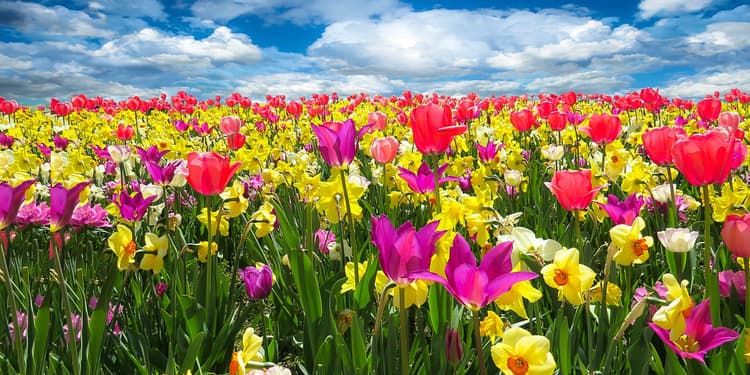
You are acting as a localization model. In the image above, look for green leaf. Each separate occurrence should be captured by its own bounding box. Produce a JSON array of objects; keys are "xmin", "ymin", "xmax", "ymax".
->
[
  {"xmin": 353, "ymin": 259, "xmax": 377, "ymax": 311},
  {"xmin": 180, "ymin": 332, "xmax": 205, "ymax": 372},
  {"xmin": 31, "ymin": 307, "xmax": 50, "ymax": 375},
  {"xmin": 85, "ymin": 308, "xmax": 108, "ymax": 374}
]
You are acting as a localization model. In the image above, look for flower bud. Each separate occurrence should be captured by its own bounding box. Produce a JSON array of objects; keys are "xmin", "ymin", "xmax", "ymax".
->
[{"xmin": 445, "ymin": 327, "xmax": 463, "ymax": 365}]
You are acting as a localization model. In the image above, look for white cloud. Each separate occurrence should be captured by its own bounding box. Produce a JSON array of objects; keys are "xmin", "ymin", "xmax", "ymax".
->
[
  {"xmin": 686, "ymin": 22, "xmax": 750, "ymax": 56},
  {"xmin": 235, "ymin": 73, "xmax": 406, "ymax": 100},
  {"xmin": 85, "ymin": 0, "xmax": 167, "ymax": 20},
  {"xmin": 639, "ymin": 0, "xmax": 715, "ymax": 19},
  {"xmin": 661, "ymin": 68, "xmax": 750, "ymax": 98},
  {"xmin": 0, "ymin": 1, "xmax": 116, "ymax": 37},
  {"xmin": 418, "ymin": 80, "xmax": 521, "ymax": 97},
  {"xmin": 525, "ymin": 71, "xmax": 633, "ymax": 94},
  {"xmin": 191, "ymin": 0, "xmax": 411, "ymax": 24},
  {"xmin": 0, "ymin": 53, "xmax": 32, "ymax": 70},
  {"xmin": 91, "ymin": 27, "xmax": 262, "ymax": 67}
]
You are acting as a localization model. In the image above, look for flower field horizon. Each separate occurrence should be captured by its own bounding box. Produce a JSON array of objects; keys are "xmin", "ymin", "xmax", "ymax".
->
[{"xmin": 2, "ymin": 87, "xmax": 750, "ymax": 374}]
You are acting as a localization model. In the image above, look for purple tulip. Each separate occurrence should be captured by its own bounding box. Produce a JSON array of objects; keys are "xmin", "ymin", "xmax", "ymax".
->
[
  {"xmin": 413, "ymin": 234, "xmax": 537, "ymax": 311},
  {"xmin": 398, "ymin": 162, "xmax": 457, "ymax": 194},
  {"xmin": 649, "ymin": 299, "xmax": 739, "ymax": 363},
  {"xmin": 476, "ymin": 141, "xmax": 501, "ymax": 163},
  {"xmin": 239, "ymin": 264, "xmax": 274, "ymax": 300},
  {"xmin": 597, "ymin": 193, "xmax": 644, "ymax": 225},
  {"xmin": 0, "ymin": 133, "xmax": 14, "ymax": 148},
  {"xmin": 136, "ymin": 145, "xmax": 169, "ymax": 164},
  {"xmin": 311, "ymin": 119, "xmax": 371, "ymax": 168},
  {"xmin": 70, "ymin": 203, "xmax": 111, "ymax": 228},
  {"xmin": 115, "ymin": 189, "xmax": 157, "ymax": 222},
  {"xmin": 50, "ymin": 182, "xmax": 90, "ymax": 233},
  {"xmin": 52, "ymin": 134, "xmax": 69, "ymax": 150},
  {"xmin": 145, "ymin": 160, "xmax": 180, "ymax": 186},
  {"xmin": 718, "ymin": 270, "xmax": 746, "ymax": 302},
  {"xmin": 370, "ymin": 215, "xmax": 445, "ymax": 285},
  {"xmin": 0, "ymin": 180, "xmax": 35, "ymax": 230}
]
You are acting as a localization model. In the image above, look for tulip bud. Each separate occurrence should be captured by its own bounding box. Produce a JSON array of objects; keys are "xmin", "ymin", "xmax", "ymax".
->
[
  {"xmin": 445, "ymin": 328, "xmax": 463, "ymax": 365},
  {"xmin": 722, "ymin": 214, "xmax": 750, "ymax": 258},
  {"xmin": 370, "ymin": 137, "xmax": 399, "ymax": 164}
]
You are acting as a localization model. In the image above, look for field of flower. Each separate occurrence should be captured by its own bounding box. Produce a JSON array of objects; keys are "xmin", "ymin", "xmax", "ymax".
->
[{"xmin": 1, "ymin": 88, "xmax": 750, "ymax": 374}]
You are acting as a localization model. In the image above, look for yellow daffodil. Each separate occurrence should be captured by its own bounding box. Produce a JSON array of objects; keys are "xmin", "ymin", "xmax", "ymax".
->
[
  {"xmin": 220, "ymin": 180, "xmax": 249, "ymax": 218},
  {"xmin": 314, "ymin": 174, "xmax": 365, "ymax": 224},
  {"xmin": 197, "ymin": 241, "xmax": 218, "ymax": 263},
  {"xmin": 610, "ymin": 217, "xmax": 653, "ymax": 266},
  {"xmin": 250, "ymin": 202, "xmax": 276, "ymax": 238},
  {"xmin": 341, "ymin": 261, "xmax": 369, "ymax": 294},
  {"xmin": 373, "ymin": 271, "xmax": 429, "ymax": 309},
  {"xmin": 491, "ymin": 327, "xmax": 556, "ymax": 375},
  {"xmin": 652, "ymin": 273, "xmax": 694, "ymax": 341},
  {"xmin": 589, "ymin": 281, "xmax": 622, "ymax": 306},
  {"xmin": 495, "ymin": 264, "xmax": 543, "ymax": 318},
  {"xmin": 140, "ymin": 232, "xmax": 168, "ymax": 274},
  {"xmin": 229, "ymin": 327, "xmax": 265, "ymax": 375},
  {"xmin": 197, "ymin": 208, "xmax": 229, "ymax": 237},
  {"xmin": 541, "ymin": 248, "xmax": 596, "ymax": 305},
  {"xmin": 480, "ymin": 310, "xmax": 508, "ymax": 343},
  {"xmin": 108, "ymin": 225, "xmax": 136, "ymax": 271}
]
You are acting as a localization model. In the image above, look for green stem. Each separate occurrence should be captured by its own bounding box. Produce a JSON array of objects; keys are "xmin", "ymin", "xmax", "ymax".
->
[
  {"xmin": 702, "ymin": 184, "xmax": 720, "ymax": 323},
  {"xmin": 574, "ymin": 210, "xmax": 585, "ymax": 262},
  {"xmin": 339, "ymin": 168, "xmax": 359, "ymax": 285},
  {"xmin": 0, "ymin": 238, "xmax": 26, "ymax": 375},
  {"xmin": 400, "ymin": 287, "xmax": 409, "ymax": 375},
  {"xmin": 206, "ymin": 196, "xmax": 216, "ymax": 331},
  {"xmin": 472, "ymin": 310, "xmax": 487, "ymax": 375},
  {"xmin": 431, "ymin": 156, "xmax": 442, "ymax": 215},
  {"xmin": 52, "ymin": 234, "xmax": 81, "ymax": 375}
]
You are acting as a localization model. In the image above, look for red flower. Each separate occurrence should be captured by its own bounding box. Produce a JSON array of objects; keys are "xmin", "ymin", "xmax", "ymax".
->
[
  {"xmin": 219, "ymin": 116, "xmax": 242, "ymax": 135},
  {"xmin": 642, "ymin": 127, "xmax": 686, "ymax": 165},
  {"xmin": 286, "ymin": 101, "xmax": 302, "ymax": 119},
  {"xmin": 510, "ymin": 108, "xmax": 535, "ymax": 132},
  {"xmin": 116, "ymin": 123, "xmax": 134, "ymax": 141},
  {"xmin": 672, "ymin": 130, "xmax": 738, "ymax": 186},
  {"xmin": 370, "ymin": 136, "xmax": 399, "ymax": 164},
  {"xmin": 186, "ymin": 152, "xmax": 241, "ymax": 196},
  {"xmin": 368, "ymin": 111, "xmax": 387, "ymax": 131},
  {"xmin": 580, "ymin": 113, "xmax": 621, "ymax": 145},
  {"xmin": 697, "ymin": 98, "xmax": 722, "ymax": 122},
  {"xmin": 722, "ymin": 214, "xmax": 750, "ymax": 258},
  {"xmin": 547, "ymin": 110, "xmax": 568, "ymax": 131},
  {"xmin": 409, "ymin": 103, "xmax": 466, "ymax": 155},
  {"xmin": 545, "ymin": 170, "xmax": 603, "ymax": 211}
]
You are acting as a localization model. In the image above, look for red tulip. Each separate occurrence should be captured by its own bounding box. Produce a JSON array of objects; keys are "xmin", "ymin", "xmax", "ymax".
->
[
  {"xmin": 580, "ymin": 113, "xmax": 621, "ymax": 145},
  {"xmin": 0, "ymin": 100, "xmax": 19, "ymax": 115},
  {"xmin": 719, "ymin": 112, "xmax": 742, "ymax": 136},
  {"xmin": 671, "ymin": 130, "xmax": 738, "ymax": 186},
  {"xmin": 545, "ymin": 170, "xmax": 603, "ymax": 211},
  {"xmin": 370, "ymin": 136, "xmax": 399, "ymax": 164},
  {"xmin": 116, "ymin": 123, "xmax": 134, "ymax": 141},
  {"xmin": 409, "ymin": 103, "xmax": 466, "ymax": 155},
  {"xmin": 548, "ymin": 110, "xmax": 568, "ymax": 131},
  {"xmin": 697, "ymin": 98, "xmax": 722, "ymax": 122},
  {"xmin": 642, "ymin": 127, "xmax": 686, "ymax": 165},
  {"xmin": 562, "ymin": 91, "xmax": 577, "ymax": 106},
  {"xmin": 286, "ymin": 101, "xmax": 302, "ymax": 119},
  {"xmin": 510, "ymin": 109, "xmax": 535, "ymax": 132},
  {"xmin": 226, "ymin": 133, "xmax": 247, "ymax": 151},
  {"xmin": 722, "ymin": 214, "xmax": 750, "ymax": 258},
  {"xmin": 186, "ymin": 152, "xmax": 241, "ymax": 196}
]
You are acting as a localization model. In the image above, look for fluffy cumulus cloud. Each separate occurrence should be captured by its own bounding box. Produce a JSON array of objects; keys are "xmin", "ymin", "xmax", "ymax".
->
[
  {"xmin": 685, "ymin": 22, "xmax": 750, "ymax": 56},
  {"xmin": 191, "ymin": 0, "xmax": 411, "ymax": 24},
  {"xmin": 235, "ymin": 73, "xmax": 406, "ymax": 99},
  {"xmin": 0, "ymin": 1, "xmax": 116, "ymax": 37},
  {"xmin": 661, "ymin": 68, "xmax": 750, "ymax": 98},
  {"xmin": 638, "ymin": 0, "xmax": 715, "ymax": 19}
]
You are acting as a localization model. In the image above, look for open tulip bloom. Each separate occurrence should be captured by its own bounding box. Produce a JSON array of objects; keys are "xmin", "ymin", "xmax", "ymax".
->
[
  {"xmin": 311, "ymin": 119, "xmax": 372, "ymax": 168},
  {"xmin": 413, "ymin": 234, "xmax": 537, "ymax": 311}
]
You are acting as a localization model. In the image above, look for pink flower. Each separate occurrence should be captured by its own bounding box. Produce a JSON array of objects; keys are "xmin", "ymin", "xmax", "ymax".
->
[
  {"xmin": 545, "ymin": 170, "xmax": 603, "ymax": 211},
  {"xmin": 370, "ymin": 215, "xmax": 444, "ymax": 285}
]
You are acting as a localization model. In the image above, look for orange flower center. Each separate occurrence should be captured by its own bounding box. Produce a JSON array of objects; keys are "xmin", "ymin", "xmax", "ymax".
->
[
  {"xmin": 553, "ymin": 269, "xmax": 569, "ymax": 286},
  {"xmin": 632, "ymin": 239, "xmax": 648, "ymax": 256},
  {"xmin": 674, "ymin": 334, "xmax": 699, "ymax": 353},
  {"xmin": 507, "ymin": 356, "xmax": 529, "ymax": 375},
  {"xmin": 125, "ymin": 241, "xmax": 137, "ymax": 256}
]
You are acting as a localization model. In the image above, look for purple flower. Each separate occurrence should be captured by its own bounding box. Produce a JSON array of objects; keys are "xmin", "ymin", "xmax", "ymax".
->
[
  {"xmin": 192, "ymin": 120, "xmax": 211, "ymax": 135},
  {"xmin": 398, "ymin": 162, "xmax": 457, "ymax": 194},
  {"xmin": 155, "ymin": 282, "xmax": 168, "ymax": 297},
  {"xmin": 239, "ymin": 264, "xmax": 274, "ymax": 300},
  {"xmin": 52, "ymin": 134, "xmax": 69, "ymax": 150},
  {"xmin": 597, "ymin": 193, "xmax": 644, "ymax": 225},
  {"xmin": 476, "ymin": 141, "xmax": 501, "ymax": 163},
  {"xmin": 412, "ymin": 234, "xmax": 537, "ymax": 311},
  {"xmin": 136, "ymin": 145, "xmax": 169, "ymax": 164},
  {"xmin": 50, "ymin": 182, "xmax": 90, "ymax": 232},
  {"xmin": 0, "ymin": 180, "xmax": 35, "ymax": 230},
  {"xmin": 115, "ymin": 189, "xmax": 157, "ymax": 222},
  {"xmin": 173, "ymin": 119, "xmax": 190, "ymax": 132},
  {"xmin": 649, "ymin": 299, "xmax": 739, "ymax": 364},
  {"xmin": 567, "ymin": 111, "xmax": 587, "ymax": 126},
  {"xmin": 718, "ymin": 270, "xmax": 746, "ymax": 302},
  {"xmin": 8, "ymin": 311, "xmax": 27, "ymax": 342},
  {"xmin": 70, "ymin": 204, "xmax": 111, "ymax": 229},
  {"xmin": 36, "ymin": 143, "xmax": 51, "ymax": 157},
  {"xmin": 63, "ymin": 313, "xmax": 83, "ymax": 344},
  {"xmin": 314, "ymin": 229, "xmax": 336, "ymax": 254},
  {"xmin": 34, "ymin": 295, "xmax": 44, "ymax": 308},
  {"xmin": 370, "ymin": 215, "xmax": 445, "ymax": 285},
  {"xmin": 311, "ymin": 119, "xmax": 371, "ymax": 168},
  {"xmin": 0, "ymin": 133, "xmax": 15, "ymax": 148},
  {"xmin": 458, "ymin": 170, "xmax": 472, "ymax": 192},
  {"xmin": 145, "ymin": 160, "xmax": 180, "ymax": 186}
]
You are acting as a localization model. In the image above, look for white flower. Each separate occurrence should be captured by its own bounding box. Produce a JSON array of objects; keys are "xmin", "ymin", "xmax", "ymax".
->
[
  {"xmin": 657, "ymin": 228, "xmax": 699, "ymax": 253},
  {"xmin": 541, "ymin": 144, "xmax": 564, "ymax": 161},
  {"xmin": 504, "ymin": 169, "xmax": 523, "ymax": 187},
  {"xmin": 651, "ymin": 184, "xmax": 676, "ymax": 204},
  {"xmin": 107, "ymin": 145, "xmax": 131, "ymax": 163}
]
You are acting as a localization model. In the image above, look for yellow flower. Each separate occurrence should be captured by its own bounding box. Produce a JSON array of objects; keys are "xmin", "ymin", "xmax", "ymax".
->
[
  {"xmin": 341, "ymin": 261, "xmax": 369, "ymax": 294},
  {"xmin": 652, "ymin": 274, "xmax": 694, "ymax": 341},
  {"xmin": 495, "ymin": 264, "xmax": 543, "ymax": 319},
  {"xmin": 491, "ymin": 327, "xmax": 556, "ymax": 375},
  {"xmin": 610, "ymin": 217, "xmax": 653, "ymax": 266},
  {"xmin": 197, "ymin": 208, "xmax": 229, "ymax": 237},
  {"xmin": 220, "ymin": 180, "xmax": 249, "ymax": 218},
  {"xmin": 711, "ymin": 182, "xmax": 748, "ymax": 222},
  {"xmin": 140, "ymin": 232, "xmax": 168, "ymax": 274},
  {"xmin": 230, "ymin": 327, "xmax": 264, "ymax": 374},
  {"xmin": 744, "ymin": 328, "xmax": 750, "ymax": 364},
  {"xmin": 314, "ymin": 174, "xmax": 365, "ymax": 224},
  {"xmin": 480, "ymin": 310, "xmax": 508, "ymax": 343},
  {"xmin": 108, "ymin": 225, "xmax": 136, "ymax": 271},
  {"xmin": 293, "ymin": 172, "xmax": 321, "ymax": 202},
  {"xmin": 197, "ymin": 241, "xmax": 218, "ymax": 263},
  {"xmin": 541, "ymin": 248, "xmax": 596, "ymax": 305},
  {"xmin": 589, "ymin": 281, "xmax": 622, "ymax": 306},
  {"xmin": 373, "ymin": 271, "xmax": 429, "ymax": 309},
  {"xmin": 250, "ymin": 202, "xmax": 276, "ymax": 238}
]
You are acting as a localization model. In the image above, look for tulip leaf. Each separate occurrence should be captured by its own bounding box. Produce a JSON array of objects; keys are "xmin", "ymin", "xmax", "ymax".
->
[
  {"xmin": 353, "ymin": 258, "xmax": 377, "ymax": 310},
  {"xmin": 180, "ymin": 332, "xmax": 205, "ymax": 372}
]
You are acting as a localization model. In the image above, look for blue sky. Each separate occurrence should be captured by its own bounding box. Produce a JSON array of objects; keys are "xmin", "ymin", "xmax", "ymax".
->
[{"xmin": 0, "ymin": 0, "xmax": 748, "ymax": 103}]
